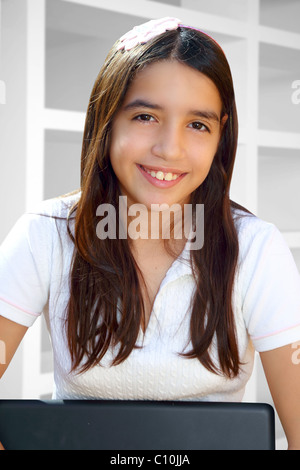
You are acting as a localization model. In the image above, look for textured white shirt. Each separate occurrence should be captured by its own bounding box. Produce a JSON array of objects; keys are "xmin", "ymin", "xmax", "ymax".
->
[{"xmin": 0, "ymin": 193, "xmax": 300, "ymax": 401}]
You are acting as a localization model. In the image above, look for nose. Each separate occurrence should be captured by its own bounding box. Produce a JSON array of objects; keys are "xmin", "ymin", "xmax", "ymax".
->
[{"xmin": 151, "ymin": 122, "xmax": 184, "ymax": 162}]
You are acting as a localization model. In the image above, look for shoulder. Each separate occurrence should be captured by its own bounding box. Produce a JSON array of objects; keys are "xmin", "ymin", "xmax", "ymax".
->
[
  {"xmin": 2, "ymin": 191, "xmax": 81, "ymax": 249},
  {"xmin": 26, "ymin": 190, "xmax": 81, "ymax": 220},
  {"xmin": 231, "ymin": 205, "xmax": 300, "ymax": 352},
  {"xmin": 231, "ymin": 202, "xmax": 273, "ymax": 236},
  {"xmin": 231, "ymin": 202, "xmax": 299, "ymax": 295},
  {"xmin": 231, "ymin": 204, "xmax": 282, "ymax": 262}
]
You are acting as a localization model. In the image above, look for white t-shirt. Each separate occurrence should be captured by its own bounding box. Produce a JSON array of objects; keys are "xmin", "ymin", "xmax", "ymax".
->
[{"xmin": 0, "ymin": 192, "xmax": 300, "ymax": 401}]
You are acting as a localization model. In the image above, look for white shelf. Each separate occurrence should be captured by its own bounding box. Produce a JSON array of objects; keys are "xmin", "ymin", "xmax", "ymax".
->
[
  {"xmin": 282, "ymin": 232, "xmax": 300, "ymax": 250},
  {"xmin": 44, "ymin": 129, "xmax": 81, "ymax": 199},
  {"xmin": 0, "ymin": 1, "xmax": 4, "ymax": 103},
  {"xmin": 0, "ymin": 80, "xmax": 5, "ymax": 104},
  {"xmin": 260, "ymin": 0, "xmax": 300, "ymax": 36},
  {"xmin": 258, "ymin": 147, "xmax": 300, "ymax": 233},
  {"xmin": 258, "ymin": 130, "xmax": 300, "ymax": 150},
  {"xmin": 259, "ymin": 26, "xmax": 300, "ymax": 50},
  {"xmin": 259, "ymin": 42, "xmax": 300, "ymax": 135},
  {"xmin": 181, "ymin": 0, "xmax": 248, "ymax": 22},
  {"xmin": 43, "ymin": 108, "xmax": 85, "ymax": 132},
  {"xmin": 62, "ymin": 0, "xmax": 249, "ymax": 38}
]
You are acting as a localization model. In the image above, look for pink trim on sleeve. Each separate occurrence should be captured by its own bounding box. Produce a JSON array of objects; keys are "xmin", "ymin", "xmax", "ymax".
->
[
  {"xmin": 0, "ymin": 295, "xmax": 40, "ymax": 317},
  {"xmin": 252, "ymin": 322, "xmax": 300, "ymax": 341}
]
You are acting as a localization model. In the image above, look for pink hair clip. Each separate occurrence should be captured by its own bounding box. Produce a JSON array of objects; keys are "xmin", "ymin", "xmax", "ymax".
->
[{"xmin": 117, "ymin": 17, "xmax": 182, "ymax": 51}]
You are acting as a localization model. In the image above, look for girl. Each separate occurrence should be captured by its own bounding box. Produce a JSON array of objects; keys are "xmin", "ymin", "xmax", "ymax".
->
[{"xmin": 0, "ymin": 17, "xmax": 300, "ymax": 449}]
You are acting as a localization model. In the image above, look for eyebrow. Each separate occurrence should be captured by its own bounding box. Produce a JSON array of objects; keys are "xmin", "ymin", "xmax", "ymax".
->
[{"xmin": 123, "ymin": 99, "xmax": 220, "ymax": 122}]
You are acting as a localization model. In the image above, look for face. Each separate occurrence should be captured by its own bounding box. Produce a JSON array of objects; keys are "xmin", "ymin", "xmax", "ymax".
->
[{"xmin": 109, "ymin": 60, "xmax": 226, "ymax": 211}]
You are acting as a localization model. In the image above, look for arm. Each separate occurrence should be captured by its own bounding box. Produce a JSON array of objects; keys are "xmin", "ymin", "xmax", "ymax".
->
[
  {"xmin": 0, "ymin": 315, "xmax": 28, "ymax": 451},
  {"xmin": 0, "ymin": 315, "xmax": 28, "ymax": 379},
  {"xmin": 260, "ymin": 342, "xmax": 300, "ymax": 450}
]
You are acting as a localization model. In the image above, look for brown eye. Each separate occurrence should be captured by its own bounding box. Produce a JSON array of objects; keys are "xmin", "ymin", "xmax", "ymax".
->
[
  {"xmin": 189, "ymin": 121, "xmax": 208, "ymax": 132},
  {"xmin": 135, "ymin": 114, "xmax": 154, "ymax": 122}
]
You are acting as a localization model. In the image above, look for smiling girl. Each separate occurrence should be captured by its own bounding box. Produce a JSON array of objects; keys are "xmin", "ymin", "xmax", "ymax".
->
[{"xmin": 0, "ymin": 18, "xmax": 300, "ymax": 449}]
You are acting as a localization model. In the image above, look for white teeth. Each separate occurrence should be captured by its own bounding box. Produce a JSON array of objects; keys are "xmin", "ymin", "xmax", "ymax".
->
[
  {"xmin": 156, "ymin": 171, "xmax": 164, "ymax": 181},
  {"xmin": 143, "ymin": 166, "xmax": 180, "ymax": 181}
]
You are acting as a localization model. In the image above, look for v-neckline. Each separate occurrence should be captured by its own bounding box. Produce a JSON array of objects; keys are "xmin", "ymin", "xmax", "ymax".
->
[{"xmin": 136, "ymin": 244, "xmax": 192, "ymax": 343}]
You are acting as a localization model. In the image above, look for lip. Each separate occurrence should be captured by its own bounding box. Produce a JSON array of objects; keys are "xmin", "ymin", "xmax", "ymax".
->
[
  {"xmin": 137, "ymin": 164, "xmax": 187, "ymax": 188},
  {"xmin": 139, "ymin": 164, "xmax": 185, "ymax": 175}
]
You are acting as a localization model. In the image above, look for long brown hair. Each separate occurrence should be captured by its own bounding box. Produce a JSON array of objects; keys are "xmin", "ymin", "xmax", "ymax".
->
[{"xmin": 66, "ymin": 27, "xmax": 246, "ymax": 377}]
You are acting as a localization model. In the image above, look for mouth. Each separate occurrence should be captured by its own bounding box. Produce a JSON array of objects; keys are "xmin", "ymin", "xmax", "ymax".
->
[
  {"xmin": 137, "ymin": 163, "xmax": 187, "ymax": 188},
  {"xmin": 138, "ymin": 164, "xmax": 186, "ymax": 181}
]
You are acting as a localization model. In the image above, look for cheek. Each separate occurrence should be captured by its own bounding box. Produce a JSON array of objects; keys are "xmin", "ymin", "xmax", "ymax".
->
[
  {"xmin": 110, "ymin": 128, "xmax": 125, "ymax": 157},
  {"xmin": 191, "ymin": 139, "xmax": 218, "ymax": 171},
  {"xmin": 189, "ymin": 145, "xmax": 219, "ymax": 189},
  {"xmin": 110, "ymin": 130, "xmax": 147, "ymax": 168},
  {"xmin": 110, "ymin": 130, "xmax": 130, "ymax": 170}
]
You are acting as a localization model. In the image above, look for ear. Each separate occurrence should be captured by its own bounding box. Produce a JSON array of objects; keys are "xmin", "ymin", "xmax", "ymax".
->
[
  {"xmin": 220, "ymin": 113, "xmax": 228, "ymax": 130},
  {"xmin": 217, "ymin": 113, "xmax": 228, "ymax": 141}
]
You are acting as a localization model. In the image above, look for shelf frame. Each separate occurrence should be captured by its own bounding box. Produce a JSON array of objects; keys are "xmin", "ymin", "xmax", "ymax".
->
[
  {"xmin": 22, "ymin": 0, "xmax": 48, "ymax": 399},
  {"xmin": 62, "ymin": 0, "xmax": 250, "ymax": 38},
  {"xmin": 44, "ymin": 108, "xmax": 86, "ymax": 132},
  {"xmin": 258, "ymin": 130, "xmax": 300, "ymax": 150},
  {"xmin": 259, "ymin": 25, "xmax": 300, "ymax": 51}
]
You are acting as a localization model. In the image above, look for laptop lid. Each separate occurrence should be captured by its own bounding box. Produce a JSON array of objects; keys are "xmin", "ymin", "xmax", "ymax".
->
[{"xmin": 0, "ymin": 399, "xmax": 275, "ymax": 450}]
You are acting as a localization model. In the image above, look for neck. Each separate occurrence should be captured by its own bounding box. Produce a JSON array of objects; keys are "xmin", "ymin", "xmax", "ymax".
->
[{"xmin": 118, "ymin": 196, "xmax": 192, "ymax": 243}]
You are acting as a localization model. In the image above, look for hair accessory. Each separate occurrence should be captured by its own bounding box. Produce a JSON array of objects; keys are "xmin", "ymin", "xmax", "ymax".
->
[{"xmin": 117, "ymin": 17, "xmax": 182, "ymax": 51}]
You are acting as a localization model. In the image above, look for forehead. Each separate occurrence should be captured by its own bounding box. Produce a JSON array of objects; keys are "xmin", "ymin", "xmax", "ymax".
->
[{"xmin": 123, "ymin": 60, "xmax": 222, "ymax": 113}]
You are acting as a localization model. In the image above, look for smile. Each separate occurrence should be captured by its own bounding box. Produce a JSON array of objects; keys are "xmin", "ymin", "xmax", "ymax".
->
[
  {"xmin": 137, "ymin": 164, "xmax": 187, "ymax": 188},
  {"xmin": 138, "ymin": 164, "xmax": 184, "ymax": 181}
]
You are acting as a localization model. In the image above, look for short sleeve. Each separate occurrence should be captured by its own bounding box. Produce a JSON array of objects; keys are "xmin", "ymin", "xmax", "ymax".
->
[
  {"xmin": 239, "ymin": 220, "xmax": 300, "ymax": 352},
  {"xmin": 0, "ymin": 213, "xmax": 53, "ymax": 327}
]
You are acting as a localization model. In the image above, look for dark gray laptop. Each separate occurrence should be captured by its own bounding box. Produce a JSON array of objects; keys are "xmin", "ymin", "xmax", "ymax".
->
[{"xmin": 0, "ymin": 400, "xmax": 275, "ymax": 450}]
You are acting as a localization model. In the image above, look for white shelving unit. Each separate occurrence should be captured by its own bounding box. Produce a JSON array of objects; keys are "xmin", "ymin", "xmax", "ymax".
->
[
  {"xmin": 0, "ymin": 0, "xmax": 5, "ymax": 104},
  {"xmin": 0, "ymin": 0, "xmax": 299, "ymax": 448}
]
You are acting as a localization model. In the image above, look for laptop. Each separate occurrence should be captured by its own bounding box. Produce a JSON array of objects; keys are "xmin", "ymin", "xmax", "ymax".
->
[{"xmin": 0, "ymin": 400, "xmax": 275, "ymax": 450}]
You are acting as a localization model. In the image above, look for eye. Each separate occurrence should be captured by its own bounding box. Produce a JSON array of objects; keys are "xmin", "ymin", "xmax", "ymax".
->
[
  {"xmin": 134, "ymin": 114, "xmax": 155, "ymax": 122},
  {"xmin": 189, "ymin": 121, "xmax": 209, "ymax": 132}
]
